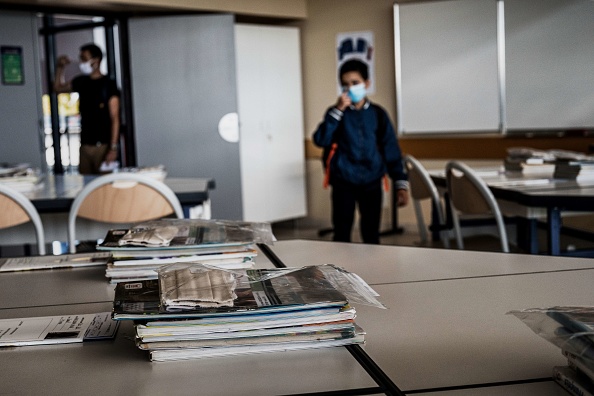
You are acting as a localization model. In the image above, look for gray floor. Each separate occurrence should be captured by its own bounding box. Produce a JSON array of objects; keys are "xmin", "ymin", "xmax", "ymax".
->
[
  {"xmin": 271, "ymin": 218, "xmax": 594, "ymax": 256},
  {"xmin": 272, "ymin": 219, "xmax": 505, "ymax": 252}
]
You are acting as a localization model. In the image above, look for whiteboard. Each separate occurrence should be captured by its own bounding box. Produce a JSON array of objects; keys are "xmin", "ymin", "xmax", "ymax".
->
[
  {"xmin": 505, "ymin": 0, "xmax": 594, "ymax": 130},
  {"xmin": 396, "ymin": 0, "xmax": 500, "ymax": 135}
]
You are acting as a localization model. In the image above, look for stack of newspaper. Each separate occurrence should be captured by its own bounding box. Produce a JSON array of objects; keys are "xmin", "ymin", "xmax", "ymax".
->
[
  {"xmin": 97, "ymin": 219, "xmax": 274, "ymax": 283},
  {"xmin": 112, "ymin": 263, "xmax": 383, "ymax": 362},
  {"xmin": 509, "ymin": 306, "xmax": 594, "ymax": 395}
]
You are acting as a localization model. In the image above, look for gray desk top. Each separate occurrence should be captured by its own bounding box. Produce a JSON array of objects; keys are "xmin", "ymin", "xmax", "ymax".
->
[
  {"xmin": 355, "ymin": 269, "xmax": 594, "ymax": 392},
  {"xmin": 412, "ymin": 381, "xmax": 562, "ymax": 395},
  {"xmin": 0, "ymin": 303, "xmax": 378, "ymax": 396},
  {"xmin": 267, "ymin": 239, "xmax": 594, "ymax": 285}
]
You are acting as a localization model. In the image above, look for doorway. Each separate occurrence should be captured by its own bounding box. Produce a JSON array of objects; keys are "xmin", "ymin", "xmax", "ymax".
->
[{"xmin": 38, "ymin": 13, "xmax": 133, "ymax": 174}]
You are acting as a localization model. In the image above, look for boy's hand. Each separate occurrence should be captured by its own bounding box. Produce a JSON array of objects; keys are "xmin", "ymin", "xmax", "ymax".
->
[
  {"xmin": 104, "ymin": 149, "xmax": 118, "ymax": 164},
  {"xmin": 396, "ymin": 189, "xmax": 409, "ymax": 207},
  {"xmin": 335, "ymin": 91, "xmax": 351, "ymax": 112},
  {"xmin": 57, "ymin": 55, "xmax": 71, "ymax": 68}
]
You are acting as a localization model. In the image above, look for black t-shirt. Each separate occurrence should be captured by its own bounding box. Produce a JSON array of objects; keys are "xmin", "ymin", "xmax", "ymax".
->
[{"xmin": 72, "ymin": 75, "xmax": 120, "ymax": 145}]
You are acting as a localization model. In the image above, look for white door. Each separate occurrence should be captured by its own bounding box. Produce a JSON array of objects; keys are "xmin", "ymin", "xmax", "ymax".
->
[{"xmin": 235, "ymin": 24, "xmax": 307, "ymax": 222}]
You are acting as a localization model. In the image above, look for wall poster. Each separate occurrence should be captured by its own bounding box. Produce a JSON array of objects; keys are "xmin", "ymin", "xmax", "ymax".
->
[
  {"xmin": 1, "ymin": 46, "xmax": 24, "ymax": 85},
  {"xmin": 336, "ymin": 31, "xmax": 375, "ymax": 95}
]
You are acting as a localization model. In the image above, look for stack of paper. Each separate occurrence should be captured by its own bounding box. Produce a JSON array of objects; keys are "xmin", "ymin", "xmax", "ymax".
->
[
  {"xmin": 554, "ymin": 161, "xmax": 594, "ymax": 182},
  {"xmin": 98, "ymin": 219, "xmax": 274, "ymax": 283},
  {"xmin": 509, "ymin": 306, "xmax": 594, "ymax": 395},
  {"xmin": 0, "ymin": 312, "xmax": 119, "ymax": 347},
  {"xmin": 0, "ymin": 163, "xmax": 43, "ymax": 193},
  {"xmin": 504, "ymin": 147, "xmax": 556, "ymax": 174},
  {"xmin": 112, "ymin": 264, "xmax": 382, "ymax": 362}
]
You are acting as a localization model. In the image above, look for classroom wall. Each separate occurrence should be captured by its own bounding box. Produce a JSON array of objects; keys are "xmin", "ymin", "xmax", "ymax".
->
[
  {"xmin": 0, "ymin": 11, "xmax": 45, "ymax": 169},
  {"xmin": 293, "ymin": 0, "xmax": 593, "ymax": 230}
]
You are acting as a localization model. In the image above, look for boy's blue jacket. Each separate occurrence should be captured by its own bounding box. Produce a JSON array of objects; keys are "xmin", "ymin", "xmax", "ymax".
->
[{"xmin": 313, "ymin": 101, "xmax": 408, "ymax": 188}]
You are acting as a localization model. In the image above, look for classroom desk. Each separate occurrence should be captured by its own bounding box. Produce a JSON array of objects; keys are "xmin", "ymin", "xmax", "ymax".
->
[
  {"xmin": 261, "ymin": 240, "xmax": 594, "ymax": 394},
  {"xmin": 430, "ymin": 167, "xmax": 594, "ymax": 256},
  {"xmin": 0, "ymin": 303, "xmax": 379, "ymax": 396},
  {"xmin": 2, "ymin": 241, "xmax": 589, "ymax": 395},
  {"xmin": 25, "ymin": 174, "xmax": 215, "ymax": 213},
  {"xmin": 412, "ymin": 381, "xmax": 563, "ymax": 395},
  {"xmin": 0, "ymin": 174, "xmax": 216, "ymax": 247},
  {"xmin": 265, "ymin": 239, "xmax": 594, "ymax": 285},
  {"xmin": 354, "ymin": 269, "xmax": 594, "ymax": 392}
]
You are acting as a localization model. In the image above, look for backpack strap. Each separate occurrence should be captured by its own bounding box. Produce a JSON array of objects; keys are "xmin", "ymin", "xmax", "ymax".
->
[
  {"xmin": 373, "ymin": 104, "xmax": 390, "ymax": 192},
  {"xmin": 323, "ymin": 143, "xmax": 338, "ymax": 189}
]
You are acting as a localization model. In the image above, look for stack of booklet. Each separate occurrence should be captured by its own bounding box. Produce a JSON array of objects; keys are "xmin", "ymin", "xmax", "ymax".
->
[
  {"xmin": 553, "ymin": 161, "xmax": 594, "ymax": 182},
  {"xmin": 97, "ymin": 219, "xmax": 273, "ymax": 283},
  {"xmin": 504, "ymin": 147, "xmax": 556, "ymax": 174},
  {"xmin": 112, "ymin": 263, "xmax": 383, "ymax": 362},
  {"xmin": 509, "ymin": 306, "xmax": 594, "ymax": 395}
]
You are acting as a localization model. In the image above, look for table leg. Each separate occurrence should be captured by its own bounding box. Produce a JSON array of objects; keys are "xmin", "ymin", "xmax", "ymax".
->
[
  {"xmin": 517, "ymin": 218, "xmax": 539, "ymax": 254},
  {"xmin": 547, "ymin": 207, "xmax": 561, "ymax": 256}
]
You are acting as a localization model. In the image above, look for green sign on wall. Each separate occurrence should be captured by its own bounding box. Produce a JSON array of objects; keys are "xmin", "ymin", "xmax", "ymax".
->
[{"xmin": 1, "ymin": 46, "xmax": 24, "ymax": 85}]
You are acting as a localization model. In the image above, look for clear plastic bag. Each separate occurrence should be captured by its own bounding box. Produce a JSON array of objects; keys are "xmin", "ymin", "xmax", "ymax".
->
[
  {"xmin": 156, "ymin": 263, "xmax": 385, "ymax": 311},
  {"xmin": 508, "ymin": 306, "xmax": 594, "ymax": 365}
]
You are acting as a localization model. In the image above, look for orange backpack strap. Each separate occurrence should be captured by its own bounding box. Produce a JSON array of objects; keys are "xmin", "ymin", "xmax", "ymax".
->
[{"xmin": 323, "ymin": 143, "xmax": 338, "ymax": 189}]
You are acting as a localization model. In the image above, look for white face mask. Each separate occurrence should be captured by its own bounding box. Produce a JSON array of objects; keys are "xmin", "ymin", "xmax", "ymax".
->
[{"xmin": 79, "ymin": 61, "xmax": 93, "ymax": 75}]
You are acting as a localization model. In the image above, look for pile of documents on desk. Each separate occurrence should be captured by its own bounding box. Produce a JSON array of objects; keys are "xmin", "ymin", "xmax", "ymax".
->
[
  {"xmin": 112, "ymin": 263, "xmax": 383, "ymax": 362},
  {"xmin": 97, "ymin": 219, "xmax": 273, "ymax": 283},
  {"xmin": 553, "ymin": 161, "xmax": 594, "ymax": 182},
  {"xmin": 509, "ymin": 306, "xmax": 594, "ymax": 395},
  {"xmin": 505, "ymin": 147, "xmax": 594, "ymax": 180},
  {"xmin": 504, "ymin": 147, "xmax": 556, "ymax": 174},
  {"xmin": 0, "ymin": 163, "xmax": 43, "ymax": 192}
]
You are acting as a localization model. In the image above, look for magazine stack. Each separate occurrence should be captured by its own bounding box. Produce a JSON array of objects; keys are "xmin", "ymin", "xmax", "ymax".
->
[
  {"xmin": 112, "ymin": 263, "xmax": 383, "ymax": 362},
  {"xmin": 509, "ymin": 306, "xmax": 594, "ymax": 396},
  {"xmin": 97, "ymin": 219, "xmax": 273, "ymax": 283}
]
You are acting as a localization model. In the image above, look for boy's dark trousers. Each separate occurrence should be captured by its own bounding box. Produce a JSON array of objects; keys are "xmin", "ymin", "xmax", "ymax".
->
[{"xmin": 331, "ymin": 179, "xmax": 382, "ymax": 244}]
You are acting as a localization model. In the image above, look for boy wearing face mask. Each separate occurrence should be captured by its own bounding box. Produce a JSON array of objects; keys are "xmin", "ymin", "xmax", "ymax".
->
[
  {"xmin": 313, "ymin": 59, "xmax": 409, "ymax": 244},
  {"xmin": 54, "ymin": 43, "xmax": 120, "ymax": 174}
]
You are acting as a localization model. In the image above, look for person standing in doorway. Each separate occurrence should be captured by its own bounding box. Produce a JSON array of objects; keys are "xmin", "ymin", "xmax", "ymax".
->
[
  {"xmin": 54, "ymin": 43, "xmax": 120, "ymax": 174},
  {"xmin": 313, "ymin": 59, "xmax": 409, "ymax": 244}
]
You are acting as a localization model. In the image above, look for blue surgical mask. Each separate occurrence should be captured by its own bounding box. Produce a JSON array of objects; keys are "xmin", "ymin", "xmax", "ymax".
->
[{"xmin": 348, "ymin": 83, "xmax": 366, "ymax": 104}]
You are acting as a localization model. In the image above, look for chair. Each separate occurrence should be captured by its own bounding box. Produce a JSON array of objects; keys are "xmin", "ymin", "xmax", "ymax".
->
[
  {"xmin": 445, "ymin": 161, "xmax": 509, "ymax": 253},
  {"xmin": 68, "ymin": 173, "xmax": 184, "ymax": 253},
  {"xmin": 0, "ymin": 184, "xmax": 46, "ymax": 255},
  {"xmin": 403, "ymin": 155, "xmax": 450, "ymax": 248}
]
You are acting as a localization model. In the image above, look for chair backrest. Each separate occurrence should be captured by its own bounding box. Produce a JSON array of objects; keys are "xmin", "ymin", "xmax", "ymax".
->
[
  {"xmin": 403, "ymin": 155, "xmax": 449, "ymax": 248},
  {"xmin": 445, "ymin": 161, "xmax": 509, "ymax": 252},
  {"xmin": 0, "ymin": 184, "xmax": 46, "ymax": 255},
  {"xmin": 404, "ymin": 155, "xmax": 441, "ymax": 202},
  {"xmin": 68, "ymin": 173, "xmax": 184, "ymax": 253}
]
